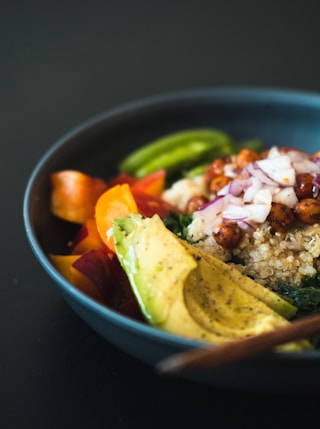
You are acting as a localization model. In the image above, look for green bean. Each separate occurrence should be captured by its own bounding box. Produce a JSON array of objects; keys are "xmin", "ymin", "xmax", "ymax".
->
[{"xmin": 119, "ymin": 128, "xmax": 234, "ymax": 177}]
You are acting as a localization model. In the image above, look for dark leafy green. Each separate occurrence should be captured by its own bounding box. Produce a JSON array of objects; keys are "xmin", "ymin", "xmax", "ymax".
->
[
  {"xmin": 277, "ymin": 275, "xmax": 320, "ymax": 348},
  {"xmin": 163, "ymin": 212, "xmax": 193, "ymax": 241},
  {"xmin": 277, "ymin": 273, "xmax": 320, "ymax": 316}
]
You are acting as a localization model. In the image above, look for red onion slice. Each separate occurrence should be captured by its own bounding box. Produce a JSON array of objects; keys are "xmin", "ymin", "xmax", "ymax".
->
[
  {"xmin": 222, "ymin": 204, "xmax": 249, "ymax": 221},
  {"xmin": 293, "ymin": 159, "xmax": 320, "ymax": 174},
  {"xmin": 245, "ymin": 162, "xmax": 279, "ymax": 187},
  {"xmin": 195, "ymin": 195, "xmax": 226, "ymax": 221},
  {"xmin": 273, "ymin": 187, "xmax": 298, "ymax": 207},
  {"xmin": 256, "ymin": 156, "xmax": 295, "ymax": 186},
  {"xmin": 190, "ymin": 145, "xmax": 319, "ymax": 239}
]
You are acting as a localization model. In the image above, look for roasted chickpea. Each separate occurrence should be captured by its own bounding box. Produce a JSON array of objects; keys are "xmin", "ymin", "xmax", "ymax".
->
[
  {"xmin": 295, "ymin": 198, "xmax": 320, "ymax": 225},
  {"xmin": 209, "ymin": 175, "xmax": 232, "ymax": 194},
  {"xmin": 235, "ymin": 148, "xmax": 260, "ymax": 169},
  {"xmin": 259, "ymin": 149, "xmax": 270, "ymax": 159},
  {"xmin": 278, "ymin": 146, "xmax": 298, "ymax": 153},
  {"xmin": 205, "ymin": 156, "xmax": 231, "ymax": 183},
  {"xmin": 267, "ymin": 202, "xmax": 295, "ymax": 233},
  {"xmin": 294, "ymin": 173, "xmax": 315, "ymax": 200},
  {"xmin": 213, "ymin": 223, "xmax": 243, "ymax": 249},
  {"xmin": 185, "ymin": 195, "xmax": 209, "ymax": 214}
]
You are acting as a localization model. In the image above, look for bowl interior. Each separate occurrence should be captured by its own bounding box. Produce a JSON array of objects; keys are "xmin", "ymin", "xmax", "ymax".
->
[
  {"xmin": 23, "ymin": 87, "xmax": 320, "ymax": 393},
  {"xmin": 25, "ymin": 88, "xmax": 320, "ymax": 254}
]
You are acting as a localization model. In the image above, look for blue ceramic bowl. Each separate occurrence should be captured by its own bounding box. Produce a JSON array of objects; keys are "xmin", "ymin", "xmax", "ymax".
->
[{"xmin": 23, "ymin": 87, "xmax": 320, "ymax": 394}]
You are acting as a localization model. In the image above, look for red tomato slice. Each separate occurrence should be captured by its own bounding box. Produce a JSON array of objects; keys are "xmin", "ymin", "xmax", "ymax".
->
[
  {"xmin": 108, "ymin": 173, "xmax": 137, "ymax": 187},
  {"xmin": 131, "ymin": 169, "xmax": 166, "ymax": 197},
  {"xmin": 132, "ymin": 189, "xmax": 180, "ymax": 218}
]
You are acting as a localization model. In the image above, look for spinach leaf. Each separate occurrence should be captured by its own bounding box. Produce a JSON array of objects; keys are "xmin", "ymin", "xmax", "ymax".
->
[
  {"xmin": 164, "ymin": 212, "xmax": 193, "ymax": 240},
  {"xmin": 277, "ymin": 273, "xmax": 320, "ymax": 316}
]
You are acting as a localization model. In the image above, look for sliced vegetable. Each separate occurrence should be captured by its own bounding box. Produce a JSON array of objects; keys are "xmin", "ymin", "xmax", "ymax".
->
[
  {"xmin": 95, "ymin": 184, "xmax": 138, "ymax": 252},
  {"xmin": 119, "ymin": 128, "xmax": 235, "ymax": 178},
  {"xmin": 72, "ymin": 248, "xmax": 132, "ymax": 307},
  {"xmin": 108, "ymin": 172, "xmax": 137, "ymax": 187},
  {"xmin": 49, "ymin": 254, "xmax": 105, "ymax": 302},
  {"xmin": 178, "ymin": 239, "xmax": 297, "ymax": 320},
  {"xmin": 50, "ymin": 170, "xmax": 108, "ymax": 223},
  {"xmin": 70, "ymin": 217, "xmax": 107, "ymax": 254},
  {"xmin": 113, "ymin": 213, "xmax": 310, "ymax": 350},
  {"xmin": 130, "ymin": 169, "xmax": 166, "ymax": 197},
  {"xmin": 132, "ymin": 190, "xmax": 179, "ymax": 218}
]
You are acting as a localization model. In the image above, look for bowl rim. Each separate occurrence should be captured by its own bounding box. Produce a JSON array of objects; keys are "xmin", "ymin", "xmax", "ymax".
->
[{"xmin": 23, "ymin": 85, "xmax": 320, "ymax": 362}]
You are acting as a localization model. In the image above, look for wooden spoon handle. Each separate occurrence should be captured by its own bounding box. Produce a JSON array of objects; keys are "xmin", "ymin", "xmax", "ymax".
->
[{"xmin": 155, "ymin": 313, "xmax": 320, "ymax": 375}]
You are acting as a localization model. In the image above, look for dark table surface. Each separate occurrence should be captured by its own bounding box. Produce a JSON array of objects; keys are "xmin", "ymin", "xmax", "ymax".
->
[{"xmin": 2, "ymin": 1, "xmax": 320, "ymax": 428}]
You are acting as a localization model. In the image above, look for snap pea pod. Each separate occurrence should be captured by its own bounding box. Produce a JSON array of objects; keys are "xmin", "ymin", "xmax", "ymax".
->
[{"xmin": 119, "ymin": 128, "xmax": 234, "ymax": 177}]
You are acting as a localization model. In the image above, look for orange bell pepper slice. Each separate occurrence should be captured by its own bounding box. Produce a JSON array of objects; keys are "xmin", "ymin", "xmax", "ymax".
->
[
  {"xmin": 95, "ymin": 184, "xmax": 138, "ymax": 252},
  {"xmin": 50, "ymin": 170, "xmax": 108, "ymax": 224}
]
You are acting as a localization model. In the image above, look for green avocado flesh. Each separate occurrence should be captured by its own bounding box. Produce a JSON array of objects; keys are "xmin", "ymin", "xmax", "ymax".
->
[{"xmin": 113, "ymin": 213, "xmax": 312, "ymax": 351}]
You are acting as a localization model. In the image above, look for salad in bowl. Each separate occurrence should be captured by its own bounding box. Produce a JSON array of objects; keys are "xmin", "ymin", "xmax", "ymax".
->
[
  {"xmin": 24, "ymin": 87, "xmax": 320, "ymax": 393},
  {"xmin": 48, "ymin": 127, "xmax": 320, "ymax": 351}
]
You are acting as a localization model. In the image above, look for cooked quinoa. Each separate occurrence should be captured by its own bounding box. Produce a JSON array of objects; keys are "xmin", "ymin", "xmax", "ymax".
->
[
  {"xmin": 188, "ymin": 220, "xmax": 320, "ymax": 289},
  {"xmin": 162, "ymin": 146, "xmax": 320, "ymax": 290}
]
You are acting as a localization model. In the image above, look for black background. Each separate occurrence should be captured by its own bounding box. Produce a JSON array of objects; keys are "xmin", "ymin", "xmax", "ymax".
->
[{"xmin": 2, "ymin": 1, "xmax": 320, "ymax": 428}]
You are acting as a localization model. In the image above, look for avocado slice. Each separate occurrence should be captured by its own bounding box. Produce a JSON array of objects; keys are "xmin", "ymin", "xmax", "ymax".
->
[
  {"xmin": 113, "ymin": 213, "xmax": 312, "ymax": 350},
  {"xmin": 178, "ymin": 239, "xmax": 297, "ymax": 320},
  {"xmin": 113, "ymin": 213, "xmax": 197, "ymax": 325}
]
